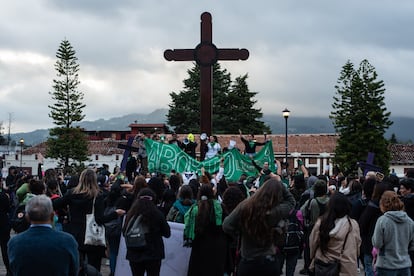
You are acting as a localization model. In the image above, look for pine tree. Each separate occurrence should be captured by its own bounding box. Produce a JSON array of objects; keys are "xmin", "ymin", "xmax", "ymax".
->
[
  {"xmin": 167, "ymin": 63, "xmax": 269, "ymax": 134},
  {"xmin": 389, "ymin": 133, "xmax": 398, "ymax": 144},
  {"xmin": 330, "ymin": 59, "xmax": 392, "ymax": 174},
  {"xmin": 47, "ymin": 39, "xmax": 88, "ymax": 168},
  {"xmin": 223, "ymin": 74, "xmax": 270, "ymax": 134}
]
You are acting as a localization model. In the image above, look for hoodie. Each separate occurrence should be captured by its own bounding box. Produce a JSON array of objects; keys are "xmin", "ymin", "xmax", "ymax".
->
[
  {"xmin": 372, "ymin": 211, "xmax": 414, "ymax": 269},
  {"xmin": 402, "ymin": 194, "xmax": 414, "ymax": 220}
]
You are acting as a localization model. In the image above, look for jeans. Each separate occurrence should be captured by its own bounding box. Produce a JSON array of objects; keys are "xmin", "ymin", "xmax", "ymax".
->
[
  {"xmin": 108, "ymin": 239, "xmax": 120, "ymax": 274},
  {"xmin": 376, "ymin": 267, "xmax": 411, "ymax": 276},
  {"xmin": 278, "ymin": 250, "xmax": 300, "ymax": 276},
  {"xmin": 364, "ymin": 254, "xmax": 374, "ymax": 276}
]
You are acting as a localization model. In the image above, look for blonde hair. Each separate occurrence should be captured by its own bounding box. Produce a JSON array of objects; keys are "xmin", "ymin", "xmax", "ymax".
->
[
  {"xmin": 73, "ymin": 169, "xmax": 99, "ymax": 198},
  {"xmin": 380, "ymin": 191, "xmax": 404, "ymax": 213}
]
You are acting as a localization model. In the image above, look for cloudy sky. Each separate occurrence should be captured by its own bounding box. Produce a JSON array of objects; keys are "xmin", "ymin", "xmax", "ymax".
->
[{"xmin": 1, "ymin": 0, "xmax": 413, "ymax": 133}]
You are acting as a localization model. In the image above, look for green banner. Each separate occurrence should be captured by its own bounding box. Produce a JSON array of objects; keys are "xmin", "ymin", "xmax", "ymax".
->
[{"xmin": 144, "ymin": 138, "xmax": 275, "ymax": 182}]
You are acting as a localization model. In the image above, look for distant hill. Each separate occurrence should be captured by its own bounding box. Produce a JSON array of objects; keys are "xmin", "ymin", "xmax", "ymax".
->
[{"xmin": 10, "ymin": 109, "xmax": 414, "ymax": 145}]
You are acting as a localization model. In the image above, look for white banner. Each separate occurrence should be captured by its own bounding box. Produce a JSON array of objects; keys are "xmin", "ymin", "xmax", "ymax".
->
[{"xmin": 115, "ymin": 221, "xmax": 191, "ymax": 276}]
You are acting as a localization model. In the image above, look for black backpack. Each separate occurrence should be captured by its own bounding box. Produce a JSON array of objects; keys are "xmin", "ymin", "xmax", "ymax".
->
[
  {"xmin": 283, "ymin": 210, "xmax": 304, "ymax": 253},
  {"xmin": 11, "ymin": 204, "xmax": 30, "ymax": 233}
]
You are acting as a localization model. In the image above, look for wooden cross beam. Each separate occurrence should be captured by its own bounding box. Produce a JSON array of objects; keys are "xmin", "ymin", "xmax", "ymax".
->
[
  {"xmin": 164, "ymin": 11, "xmax": 249, "ymax": 136},
  {"xmin": 117, "ymin": 137, "xmax": 139, "ymax": 171},
  {"xmin": 358, "ymin": 152, "xmax": 382, "ymax": 175}
]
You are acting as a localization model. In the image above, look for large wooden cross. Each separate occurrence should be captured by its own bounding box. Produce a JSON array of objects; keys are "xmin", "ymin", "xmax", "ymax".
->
[
  {"xmin": 164, "ymin": 12, "xmax": 249, "ymax": 136},
  {"xmin": 117, "ymin": 137, "xmax": 139, "ymax": 171}
]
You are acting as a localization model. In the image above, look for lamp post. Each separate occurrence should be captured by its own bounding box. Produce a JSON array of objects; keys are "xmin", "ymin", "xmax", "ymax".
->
[
  {"xmin": 282, "ymin": 108, "xmax": 290, "ymax": 164},
  {"xmin": 19, "ymin": 138, "xmax": 24, "ymax": 173}
]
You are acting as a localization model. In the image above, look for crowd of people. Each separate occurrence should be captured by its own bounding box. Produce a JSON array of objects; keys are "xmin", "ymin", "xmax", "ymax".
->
[{"xmin": 1, "ymin": 133, "xmax": 414, "ymax": 276}]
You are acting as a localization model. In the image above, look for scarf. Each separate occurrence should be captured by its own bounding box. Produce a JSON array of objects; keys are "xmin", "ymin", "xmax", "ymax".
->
[{"xmin": 184, "ymin": 199, "xmax": 222, "ymax": 241}]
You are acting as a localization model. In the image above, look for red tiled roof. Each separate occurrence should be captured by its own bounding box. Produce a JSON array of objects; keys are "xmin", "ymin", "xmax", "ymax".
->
[
  {"xmin": 23, "ymin": 141, "xmax": 125, "ymax": 156},
  {"xmin": 201, "ymin": 134, "xmax": 339, "ymax": 154},
  {"xmin": 389, "ymin": 144, "xmax": 414, "ymax": 164},
  {"xmin": 23, "ymin": 134, "xmax": 339, "ymax": 156},
  {"xmin": 23, "ymin": 135, "xmax": 414, "ymax": 164}
]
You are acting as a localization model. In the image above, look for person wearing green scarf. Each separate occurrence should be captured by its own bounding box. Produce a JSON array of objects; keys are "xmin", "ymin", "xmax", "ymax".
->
[
  {"xmin": 184, "ymin": 184, "xmax": 227, "ymax": 276},
  {"xmin": 205, "ymin": 135, "xmax": 222, "ymax": 159}
]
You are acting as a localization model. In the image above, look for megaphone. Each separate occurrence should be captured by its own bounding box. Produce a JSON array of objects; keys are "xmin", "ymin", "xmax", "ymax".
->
[
  {"xmin": 200, "ymin": 133, "xmax": 207, "ymax": 141},
  {"xmin": 183, "ymin": 138, "xmax": 190, "ymax": 145}
]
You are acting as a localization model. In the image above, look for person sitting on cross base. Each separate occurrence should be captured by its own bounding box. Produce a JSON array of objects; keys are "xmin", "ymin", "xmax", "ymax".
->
[
  {"xmin": 182, "ymin": 133, "xmax": 198, "ymax": 159},
  {"xmin": 204, "ymin": 135, "xmax": 222, "ymax": 160},
  {"xmin": 239, "ymin": 129, "xmax": 268, "ymax": 158}
]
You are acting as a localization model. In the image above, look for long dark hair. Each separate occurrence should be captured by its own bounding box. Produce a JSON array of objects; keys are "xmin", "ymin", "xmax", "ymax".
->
[
  {"xmin": 240, "ymin": 178, "xmax": 284, "ymax": 247},
  {"xmin": 195, "ymin": 184, "xmax": 215, "ymax": 236},
  {"xmin": 123, "ymin": 188, "xmax": 158, "ymax": 230},
  {"xmin": 319, "ymin": 193, "xmax": 351, "ymax": 254}
]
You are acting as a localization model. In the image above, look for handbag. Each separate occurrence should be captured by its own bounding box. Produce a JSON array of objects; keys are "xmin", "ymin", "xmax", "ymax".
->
[
  {"xmin": 123, "ymin": 214, "xmax": 149, "ymax": 248},
  {"xmin": 314, "ymin": 218, "xmax": 352, "ymax": 276},
  {"xmin": 314, "ymin": 258, "xmax": 340, "ymax": 276},
  {"xmin": 84, "ymin": 197, "xmax": 106, "ymax": 246}
]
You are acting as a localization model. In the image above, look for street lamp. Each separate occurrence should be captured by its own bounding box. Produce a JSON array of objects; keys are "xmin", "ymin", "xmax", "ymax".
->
[
  {"xmin": 282, "ymin": 108, "xmax": 290, "ymax": 163},
  {"xmin": 19, "ymin": 138, "xmax": 24, "ymax": 172}
]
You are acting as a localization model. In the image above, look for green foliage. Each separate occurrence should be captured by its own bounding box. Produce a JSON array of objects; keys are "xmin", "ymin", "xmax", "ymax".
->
[
  {"xmin": 167, "ymin": 63, "xmax": 270, "ymax": 134},
  {"xmin": 330, "ymin": 59, "xmax": 393, "ymax": 174},
  {"xmin": 47, "ymin": 39, "xmax": 88, "ymax": 168},
  {"xmin": 48, "ymin": 39, "xmax": 85, "ymax": 128},
  {"xmin": 389, "ymin": 133, "xmax": 398, "ymax": 144},
  {"xmin": 47, "ymin": 127, "xmax": 89, "ymax": 168}
]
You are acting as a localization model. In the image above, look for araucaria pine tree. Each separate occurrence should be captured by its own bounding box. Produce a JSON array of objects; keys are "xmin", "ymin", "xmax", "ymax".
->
[
  {"xmin": 330, "ymin": 59, "xmax": 393, "ymax": 174},
  {"xmin": 47, "ymin": 39, "xmax": 88, "ymax": 169}
]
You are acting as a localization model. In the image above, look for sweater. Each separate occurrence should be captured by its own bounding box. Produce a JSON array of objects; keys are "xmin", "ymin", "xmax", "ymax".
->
[
  {"xmin": 372, "ymin": 211, "xmax": 414, "ymax": 269},
  {"xmin": 8, "ymin": 226, "xmax": 79, "ymax": 276},
  {"xmin": 222, "ymin": 185, "xmax": 295, "ymax": 259}
]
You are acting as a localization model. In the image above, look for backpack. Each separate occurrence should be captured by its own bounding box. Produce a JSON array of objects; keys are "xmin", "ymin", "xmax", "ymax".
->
[
  {"xmin": 11, "ymin": 204, "xmax": 30, "ymax": 233},
  {"xmin": 123, "ymin": 214, "xmax": 149, "ymax": 248},
  {"xmin": 283, "ymin": 210, "xmax": 304, "ymax": 253},
  {"xmin": 303, "ymin": 197, "xmax": 327, "ymax": 229},
  {"xmin": 315, "ymin": 198, "xmax": 327, "ymax": 217}
]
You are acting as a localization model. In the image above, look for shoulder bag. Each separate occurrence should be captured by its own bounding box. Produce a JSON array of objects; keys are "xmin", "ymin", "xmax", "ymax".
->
[{"xmin": 84, "ymin": 196, "xmax": 106, "ymax": 246}]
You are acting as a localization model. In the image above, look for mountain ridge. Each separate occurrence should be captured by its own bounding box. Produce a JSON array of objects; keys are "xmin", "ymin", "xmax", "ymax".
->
[{"xmin": 10, "ymin": 109, "xmax": 413, "ymax": 145}]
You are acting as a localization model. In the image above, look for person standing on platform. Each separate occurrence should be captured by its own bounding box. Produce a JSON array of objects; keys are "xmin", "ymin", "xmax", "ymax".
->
[{"xmin": 239, "ymin": 129, "xmax": 268, "ymax": 157}]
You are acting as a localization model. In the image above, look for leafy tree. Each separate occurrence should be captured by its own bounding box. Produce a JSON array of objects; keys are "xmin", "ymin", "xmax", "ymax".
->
[
  {"xmin": 167, "ymin": 63, "xmax": 270, "ymax": 134},
  {"xmin": 330, "ymin": 59, "xmax": 392, "ymax": 174},
  {"xmin": 47, "ymin": 39, "xmax": 88, "ymax": 168}
]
